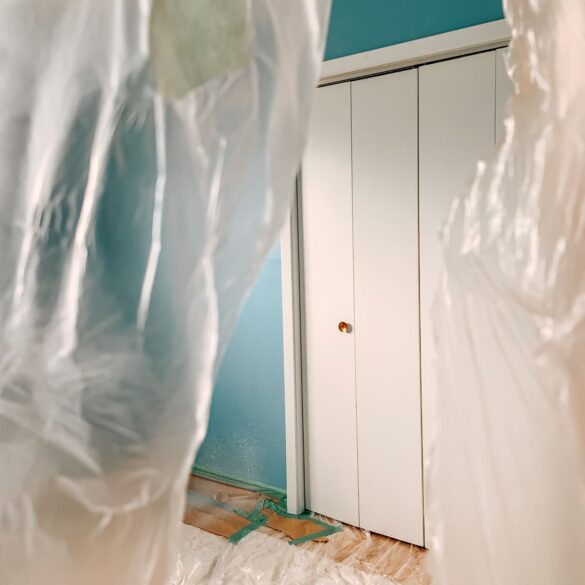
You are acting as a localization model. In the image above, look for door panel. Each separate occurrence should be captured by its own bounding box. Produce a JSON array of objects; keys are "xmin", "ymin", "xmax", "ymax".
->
[
  {"xmin": 419, "ymin": 52, "xmax": 497, "ymax": 500},
  {"xmin": 301, "ymin": 49, "xmax": 505, "ymax": 542},
  {"xmin": 496, "ymin": 48, "xmax": 514, "ymax": 143},
  {"xmin": 301, "ymin": 83, "xmax": 359, "ymax": 526},
  {"xmin": 351, "ymin": 71, "xmax": 424, "ymax": 546}
]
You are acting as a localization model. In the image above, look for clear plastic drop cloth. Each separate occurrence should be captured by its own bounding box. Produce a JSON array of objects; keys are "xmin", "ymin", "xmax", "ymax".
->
[
  {"xmin": 184, "ymin": 476, "xmax": 431, "ymax": 585},
  {"xmin": 430, "ymin": 0, "xmax": 585, "ymax": 584},
  {"xmin": 0, "ymin": 1, "xmax": 330, "ymax": 584},
  {"xmin": 173, "ymin": 523, "xmax": 398, "ymax": 585}
]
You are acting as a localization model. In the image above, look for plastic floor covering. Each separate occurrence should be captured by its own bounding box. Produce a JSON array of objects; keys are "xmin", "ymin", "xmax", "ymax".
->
[
  {"xmin": 174, "ymin": 523, "xmax": 403, "ymax": 584},
  {"xmin": 182, "ymin": 476, "xmax": 431, "ymax": 585}
]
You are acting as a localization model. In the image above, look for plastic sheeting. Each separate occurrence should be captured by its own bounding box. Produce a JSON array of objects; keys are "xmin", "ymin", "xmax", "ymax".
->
[
  {"xmin": 173, "ymin": 523, "xmax": 398, "ymax": 585},
  {"xmin": 0, "ymin": 2, "xmax": 330, "ymax": 584},
  {"xmin": 185, "ymin": 476, "xmax": 431, "ymax": 584},
  {"xmin": 430, "ymin": 1, "xmax": 585, "ymax": 584}
]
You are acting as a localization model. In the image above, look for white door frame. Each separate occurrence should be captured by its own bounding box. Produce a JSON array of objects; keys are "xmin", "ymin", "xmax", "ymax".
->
[
  {"xmin": 281, "ymin": 19, "xmax": 511, "ymax": 516},
  {"xmin": 280, "ymin": 183, "xmax": 306, "ymax": 514}
]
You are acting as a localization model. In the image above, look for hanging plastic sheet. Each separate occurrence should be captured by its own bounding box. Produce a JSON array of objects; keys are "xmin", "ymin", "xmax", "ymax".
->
[
  {"xmin": 430, "ymin": 0, "xmax": 585, "ymax": 583},
  {"xmin": 0, "ymin": 1, "xmax": 330, "ymax": 584}
]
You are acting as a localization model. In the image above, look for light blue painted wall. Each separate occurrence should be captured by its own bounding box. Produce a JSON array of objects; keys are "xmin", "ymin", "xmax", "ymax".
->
[
  {"xmin": 325, "ymin": 0, "xmax": 504, "ymax": 60},
  {"xmin": 195, "ymin": 245, "xmax": 286, "ymax": 489},
  {"xmin": 196, "ymin": 0, "xmax": 505, "ymax": 491}
]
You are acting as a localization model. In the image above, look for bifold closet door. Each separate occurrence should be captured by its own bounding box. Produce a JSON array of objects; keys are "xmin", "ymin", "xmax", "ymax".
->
[
  {"xmin": 419, "ymin": 52, "xmax": 497, "ymax": 472},
  {"xmin": 352, "ymin": 70, "xmax": 424, "ymax": 546},
  {"xmin": 301, "ymin": 83, "xmax": 359, "ymax": 526},
  {"xmin": 496, "ymin": 48, "xmax": 514, "ymax": 143}
]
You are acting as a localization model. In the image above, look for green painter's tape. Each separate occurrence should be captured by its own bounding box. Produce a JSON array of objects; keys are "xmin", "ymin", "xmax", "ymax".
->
[
  {"xmin": 228, "ymin": 512, "xmax": 269, "ymax": 544},
  {"xmin": 190, "ymin": 468, "xmax": 341, "ymax": 545},
  {"xmin": 261, "ymin": 499, "xmax": 343, "ymax": 546},
  {"xmin": 191, "ymin": 464, "xmax": 287, "ymax": 502},
  {"xmin": 188, "ymin": 490, "xmax": 258, "ymax": 522},
  {"xmin": 288, "ymin": 527, "xmax": 341, "ymax": 546},
  {"xmin": 187, "ymin": 490, "xmax": 268, "ymax": 544}
]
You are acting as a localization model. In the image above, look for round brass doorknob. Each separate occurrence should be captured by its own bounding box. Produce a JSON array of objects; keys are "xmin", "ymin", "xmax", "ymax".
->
[{"xmin": 338, "ymin": 321, "xmax": 351, "ymax": 333}]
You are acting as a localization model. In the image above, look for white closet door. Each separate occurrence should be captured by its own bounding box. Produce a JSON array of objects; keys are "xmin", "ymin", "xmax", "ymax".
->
[
  {"xmin": 301, "ymin": 84, "xmax": 359, "ymax": 526},
  {"xmin": 419, "ymin": 52, "xmax": 497, "ymax": 480},
  {"xmin": 496, "ymin": 48, "xmax": 514, "ymax": 143},
  {"xmin": 352, "ymin": 71, "xmax": 423, "ymax": 546}
]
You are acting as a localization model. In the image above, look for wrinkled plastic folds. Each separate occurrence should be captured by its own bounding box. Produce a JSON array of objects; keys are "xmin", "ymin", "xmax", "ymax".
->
[
  {"xmin": 183, "ymin": 477, "xmax": 430, "ymax": 585},
  {"xmin": 0, "ymin": 2, "xmax": 330, "ymax": 584},
  {"xmin": 173, "ymin": 524, "xmax": 404, "ymax": 585},
  {"xmin": 431, "ymin": 1, "xmax": 585, "ymax": 584}
]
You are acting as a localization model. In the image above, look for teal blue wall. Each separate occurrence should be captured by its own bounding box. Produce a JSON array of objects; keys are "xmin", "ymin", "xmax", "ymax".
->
[
  {"xmin": 325, "ymin": 0, "xmax": 504, "ymax": 60},
  {"xmin": 196, "ymin": 0, "xmax": 505, "ymax": 492},
  {"xmin": 195, "ymin": 245, "xmax": 286, "ymax": 490}
]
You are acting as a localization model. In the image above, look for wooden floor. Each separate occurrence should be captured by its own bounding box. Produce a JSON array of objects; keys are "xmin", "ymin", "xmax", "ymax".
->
[{"xmin": 186, "ymin": 476, "xmax": 431, "ymax": 584}]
